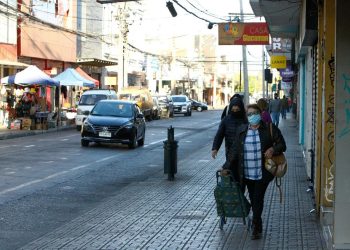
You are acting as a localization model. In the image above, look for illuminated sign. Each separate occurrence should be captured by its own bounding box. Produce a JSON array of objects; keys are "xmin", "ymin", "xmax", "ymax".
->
[{"xmin": 218, "ymin": 22, "xmax": 270, "ymax": 45}]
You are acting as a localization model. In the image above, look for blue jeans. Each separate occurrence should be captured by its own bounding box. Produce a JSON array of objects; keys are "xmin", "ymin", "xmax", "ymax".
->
[
  {"xmin": 271, "ymin": 112, "xmax": 280, "ymax": 127},
  {"xmin": 281, "ymin": 109, "xmax": 287, "ymax": 119}
]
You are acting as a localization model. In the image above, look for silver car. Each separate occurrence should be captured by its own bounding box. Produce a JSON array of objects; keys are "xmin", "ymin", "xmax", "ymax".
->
[{"xmin": 171, "ymin": 95, "xmax": 192, "ymax": 116}]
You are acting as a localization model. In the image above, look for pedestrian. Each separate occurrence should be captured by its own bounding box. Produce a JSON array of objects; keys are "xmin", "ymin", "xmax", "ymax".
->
[
  {"xmin": 212, "ymin": 97, "xmax": 247, "ymax": 160},
  {"xmin": 269, "ymin": 93, "xmax": 282, "ymax": 127},
  {"xmin": 281, "ymin": 95, "xmax": 288, "ymax": 119},
  {"xmin": 287, "ymin": 97, "xmax": 292, "ymax": 112},
  {"xmin": 221, "ymin": 93, "xmax": 242, "ymax": 120},
  {"xmin": 257, "ymin": 98, "xmax": 272, "ymax": 123},
  {"xmin": 224, "ymin": 104, "xmax": 286, "ymax": 240}
]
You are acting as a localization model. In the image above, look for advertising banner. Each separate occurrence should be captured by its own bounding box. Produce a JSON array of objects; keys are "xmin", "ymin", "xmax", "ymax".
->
[
  {"xmin": 280, "ymin": 67, "xmax": 294, "ymax": 82},
  {"xmin": 218, "ymin": 22, "xmax": 269, "ymax": 45},
  {"xmin": 271, "ymin": 55, "xmax": 287, "ymax": 69}
]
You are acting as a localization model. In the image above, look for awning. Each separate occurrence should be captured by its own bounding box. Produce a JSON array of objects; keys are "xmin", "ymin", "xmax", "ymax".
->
[
  {"xmin": 53, "ymin": 68, "xmax": 95, "ymax": 88},
  {"xmin": 75, "ymin": 67, "xmax": 99, "ymax": 87},
  {"xmin": 76, "ymin": 58, "xmax": 118, "ymax": 67},
  {"xmin": 0, "ymin": 60, "xmax": 30, "ymax": 68}
]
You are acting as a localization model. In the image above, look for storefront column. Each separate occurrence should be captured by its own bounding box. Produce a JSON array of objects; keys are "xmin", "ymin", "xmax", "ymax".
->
[
  {"xmin": 299, "ymin": 58, "xmax": 305, "ymax": 145},
  {"xmin": 320, "ymin": 2, "xmax": 335, "ymax": 245},
  {"xmin": 334, "ymin": 1, "xmax": 350, "ymax": 248},
  {"xmin": 315, "ymin": 2, "xmax": 324, "ymax": 214}
]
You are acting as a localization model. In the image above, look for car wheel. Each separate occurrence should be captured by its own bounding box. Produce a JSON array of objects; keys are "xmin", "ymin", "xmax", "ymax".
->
[
  {"xmin": 137, "ymin": 129, "xmax": 145, "ymax": 146},
  {"xmin": 197, "ymin": 106, "xmax": 202, "ymax": 112},
  {"xmin": 81, "ymin": 139, "xmax": 89, "ymax": 147},
  {"xmin": 189, "ymin": 110, "xmax": 192, "ymax": 116},
  {"xmin": 170, "ymin": 111, "xmax": 174, "ymax": 118},
  {"xmin": 76, "ymin": 125, "xmax": 81, "ymax": 131},
  {"xmin": 128, "ymin": 132, "xmax": 137, "ymax": 149}
]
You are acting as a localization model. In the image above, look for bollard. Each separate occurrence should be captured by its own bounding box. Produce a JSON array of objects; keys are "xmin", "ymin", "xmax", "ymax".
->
[{"xmin": 163, "ymin": 126, "xmax": 178, "ymax": 181}]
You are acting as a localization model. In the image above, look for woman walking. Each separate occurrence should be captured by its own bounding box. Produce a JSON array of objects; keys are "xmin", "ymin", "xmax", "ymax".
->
[
  {"xmin": 212, "ymin": 97, "xmax": 247, "ymax": 160},
  {"xmin": 224, "ymin": 104, "xmax": 286, "ymax": 240}
]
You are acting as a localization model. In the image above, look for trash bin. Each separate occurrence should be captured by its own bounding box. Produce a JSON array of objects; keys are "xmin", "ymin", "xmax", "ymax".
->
[
  {"xmin": 163, "ymin": 126, "xmax": 178, "ymax": 181},
  {"xmin": 163, "ymin": 140, "xmax": 178, "ymax": 174}
]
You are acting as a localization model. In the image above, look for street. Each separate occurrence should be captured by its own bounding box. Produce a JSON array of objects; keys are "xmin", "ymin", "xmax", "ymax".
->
[{"xmin": 0, "ymin": 110, "xmax": 221, "ymax": 250}]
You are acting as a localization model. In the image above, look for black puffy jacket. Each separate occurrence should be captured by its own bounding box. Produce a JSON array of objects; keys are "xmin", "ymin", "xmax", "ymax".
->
[{"xmin": 212, "ymin": 98, "xmax": 247, "ymax": 156}]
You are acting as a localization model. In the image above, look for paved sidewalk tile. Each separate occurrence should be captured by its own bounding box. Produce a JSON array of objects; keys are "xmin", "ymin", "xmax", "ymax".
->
[{"xmin": 20, "ymin": 115, "xmax": 326, "ymax": 250}]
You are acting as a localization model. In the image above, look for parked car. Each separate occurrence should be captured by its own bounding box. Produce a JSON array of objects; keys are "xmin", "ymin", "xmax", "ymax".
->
[
  {"xmin": 81, "ymin": 100, "xmax": 146, "ymax": 149},
  {"xmin": 152, "ymin": 96, "xmax": 161, "ymax": 120},
  {"xmin": 171, "ymin": 95, "xmax": 192, "ymax": 116},
  {"xmin": 75, "ymin": 89, "xmax": 117, "ymax": 131},
  {"xmin": 191, "ymin": 100, "xmax": 208, "ymax": 112},
  {"xmin": 156, "ymin": 95, "xmax": 174, "ymax": 118}
]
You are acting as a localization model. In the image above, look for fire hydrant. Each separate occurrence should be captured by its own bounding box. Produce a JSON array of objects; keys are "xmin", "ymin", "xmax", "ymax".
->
[{"xmin": 163, "ymin": 126, "xmax": 178, "ymax": 181}]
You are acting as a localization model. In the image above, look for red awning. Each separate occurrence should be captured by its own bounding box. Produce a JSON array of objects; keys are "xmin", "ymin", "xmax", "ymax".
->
[{"xmin": 75, "ymin": 67, "xmax": 99, "ymax": 87}]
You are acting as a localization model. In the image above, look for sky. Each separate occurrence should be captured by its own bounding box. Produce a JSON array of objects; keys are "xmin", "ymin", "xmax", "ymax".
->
[{"xmin": 126, "ymin": 0, "xmax": 266, "ymax": 74}]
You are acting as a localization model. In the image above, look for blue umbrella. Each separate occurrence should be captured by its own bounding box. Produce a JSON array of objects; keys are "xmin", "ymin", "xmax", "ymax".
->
[
  {"xmin": 53, "ymin": 68, "xmax": 95, "ymax": 88},
  {"xmin": 0, "ymin": 65, "xmax": 59, "ymax": 86}
]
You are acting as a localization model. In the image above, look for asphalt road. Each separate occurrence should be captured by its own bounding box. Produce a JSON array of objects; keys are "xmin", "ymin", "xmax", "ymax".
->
[{"xmin": 0, "ymin": 110, "xmax": 222, "ymax": 250}]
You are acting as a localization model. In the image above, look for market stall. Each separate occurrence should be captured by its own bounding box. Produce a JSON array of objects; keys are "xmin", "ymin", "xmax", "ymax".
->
[
  {"xmin": 53, "ymin": 68, "xmax": 95, "ymax": 125},
  {"xmin": 0, "ymin": 65, "xmax": 58, "ymax": 130}
]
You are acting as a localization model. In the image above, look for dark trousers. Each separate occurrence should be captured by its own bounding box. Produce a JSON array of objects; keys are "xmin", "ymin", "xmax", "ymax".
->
[{"xmin": 244, "ymin": 178, "xmax": 270, "ymax": 225}]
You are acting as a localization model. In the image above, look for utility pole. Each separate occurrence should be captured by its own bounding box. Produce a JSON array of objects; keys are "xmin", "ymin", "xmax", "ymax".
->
[
  {"xmin": 117, "ymin": 3, "xmax": 129, "ymax": 92},
  {"xmin": 262, "ymin": 48, "xmax": 265, "ymax": 98},
  {"xmin": 239, "ymin": 0, "xmax": 249, "ymax": 105}
]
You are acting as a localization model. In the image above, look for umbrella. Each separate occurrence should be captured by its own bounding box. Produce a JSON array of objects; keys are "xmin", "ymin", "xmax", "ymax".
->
[
  {"xmin": 53, "ymin": 68, "xmax": 95, "ymax": 88},
  {"xmin": 0, "ymin": 65, "xmax": 59, "ymax": 86}
]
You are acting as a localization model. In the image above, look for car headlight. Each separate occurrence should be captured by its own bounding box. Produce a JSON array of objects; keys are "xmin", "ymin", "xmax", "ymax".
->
[
  {"xmin": 83, "ymin": 119, "xmax": 94, "ymax": 132},
  {"xmin": 77, "ymin": 109, "xmax": 83, "ymax": 115}
]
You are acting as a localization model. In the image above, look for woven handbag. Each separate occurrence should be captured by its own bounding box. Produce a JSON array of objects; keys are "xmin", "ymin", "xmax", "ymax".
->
[{"xmin": 265, "ymin": 123, "xmax": 287, "ymax": 178}]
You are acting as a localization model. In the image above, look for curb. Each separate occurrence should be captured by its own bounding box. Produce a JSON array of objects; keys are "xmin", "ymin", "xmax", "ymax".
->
[{"xmin": 0, "ymin": 125, "xmax": 76, "ymax": 140}]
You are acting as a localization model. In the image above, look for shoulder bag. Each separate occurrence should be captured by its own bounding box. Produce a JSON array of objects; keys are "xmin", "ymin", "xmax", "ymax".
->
[
  {"xmin": 265, "ymin": 123, "xmax": 287, "ymax": 178},
  {"xmin": 265, "ymin": 123, "xmax": 287, "ymax": 203}
]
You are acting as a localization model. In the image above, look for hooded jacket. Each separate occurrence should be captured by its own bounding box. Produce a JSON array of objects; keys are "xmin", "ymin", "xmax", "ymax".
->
[{"xmin": 212, "ymin": 97, "xmax": 247, "ymax": 156}]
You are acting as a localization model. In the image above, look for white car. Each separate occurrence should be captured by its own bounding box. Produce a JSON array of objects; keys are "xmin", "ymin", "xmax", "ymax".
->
[
  {"xmin": 171, "ymin": 95, "xmax": 192, "ymax": 116},
  {"xmin": 75, "ymin": 90, "xmax": 117, "ymax": 131}
]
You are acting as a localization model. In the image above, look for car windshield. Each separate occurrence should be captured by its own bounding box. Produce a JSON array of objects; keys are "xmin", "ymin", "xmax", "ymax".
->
[
  {"xmin": 79, "ymin": 94, "xmax": 107, "ymax": 105},
  {"xmin": 172, "ymin": 96, "xmax": 186, "ymax": 102},
  {"xmin": 157, "ymin": 96, "xmax": 168, "ymax": 103},
  {"xmin": 91, "ymin": 102, "xmax": 133, "ymax": 117},
  {"xmin": 118, "ymin": 93, "xmax": 141, "ymax": 102}
]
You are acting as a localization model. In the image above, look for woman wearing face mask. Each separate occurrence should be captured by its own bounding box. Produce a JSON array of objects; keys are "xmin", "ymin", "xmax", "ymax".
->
[
  {"xmin": 224, "ymin": 104, "xmax": 286, "ymax": 240},
  {"xmin": 212, "ymin": 97, "xmax": 247, "ymax": 161}
]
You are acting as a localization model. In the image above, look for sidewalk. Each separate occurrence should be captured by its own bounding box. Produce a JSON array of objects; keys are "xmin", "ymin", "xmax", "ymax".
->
[
  {"xmin": 20, "ymin": 114, "xmax": 326, "ymax": 249},
  {"xmin": 0, "ymin": 124, "xmax": 75, "ymax": 140}
]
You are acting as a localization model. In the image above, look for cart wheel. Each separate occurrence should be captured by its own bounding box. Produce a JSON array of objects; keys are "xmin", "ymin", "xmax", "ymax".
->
[{"xmin": 219, "ymin": 216, "xmax": 226, "ymax": 230}]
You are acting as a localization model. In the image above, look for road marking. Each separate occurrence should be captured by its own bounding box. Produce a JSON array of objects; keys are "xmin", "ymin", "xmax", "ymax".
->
[
  {"xmin": 144, "ymin": 132, "xmax": 187, "ymax": 148},
  {"xmin": 71, "ymin": 164, "xmax": 89, "ymax": 171},
  {"xmin": 5, "ymin": 171, "xmax": 16, "ymax": 175},
  {"xmin": 96, "ymin": 155, "xmax": 116, "ymax": 163},
  {"xmin": 0, "ymin": 171, "xmax": 69, "ymax": 195},
  {"xmin": 41, "ymin": 161, "xmax": 54, "ymax": 164},
  {"xmin": 61, "ymin": 139, "xmax": 69, "ymax": 141},
  {"xmin": 0, "ymin": 145, "xmax": 11, "ymax": 149},
  {"xmin": 25, "ymin": 145, "xmax": 35, "ymax": 148}
]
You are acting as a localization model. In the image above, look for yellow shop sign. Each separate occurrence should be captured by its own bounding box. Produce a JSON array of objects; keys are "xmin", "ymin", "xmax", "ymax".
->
[{"xmin": 271, "ymin": 56, "xmax": 287, "ymax": 69}]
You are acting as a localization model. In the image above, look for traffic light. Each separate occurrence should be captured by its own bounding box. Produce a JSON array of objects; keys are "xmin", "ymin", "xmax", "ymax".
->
[
  {"xmin": 166, "ymin": 1, "xmax": 177, "ymax": 17},
  {"xmin": 264, "ymin": 69, "xmax": 273, "ymax": 83}
]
